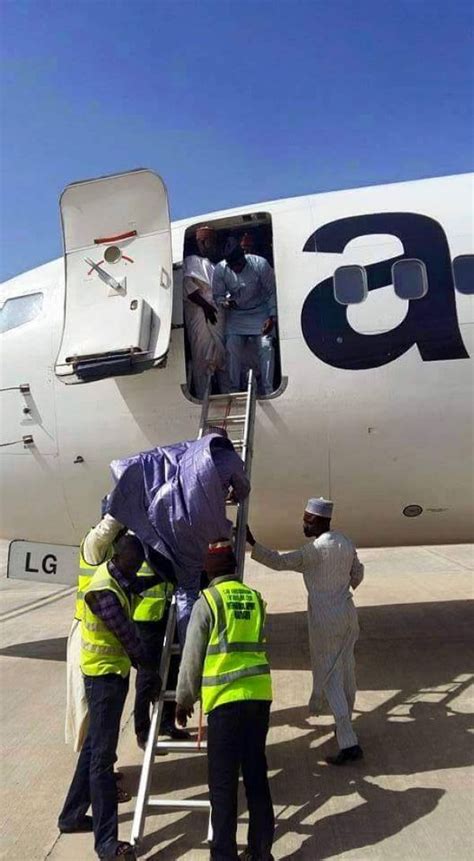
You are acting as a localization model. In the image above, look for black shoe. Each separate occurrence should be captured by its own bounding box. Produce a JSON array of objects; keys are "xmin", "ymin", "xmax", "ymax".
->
[
  {"xmin": 239, "ymin": 851, "xmax": 275, "ymax": 861},
  {"xmin": 325, "ymin": 744, "xmax": 363, "ymax": 765},
  {"xmin": 160, "ymin": 720, "xmax": 191, "ymax": 740},
  {"xmin": 99, "ymin": 841, "xmax": 137, "ymax": 860},
  {"xmin": 59, "ymin": 814, "xmax": 93, "ymax": 833}
]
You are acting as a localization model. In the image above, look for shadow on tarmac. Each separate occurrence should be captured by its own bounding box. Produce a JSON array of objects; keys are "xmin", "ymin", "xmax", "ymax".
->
[
  {"xmin": 113, "ymin": 599, "xmax": 473, "ymax": 860},
  {"xmin": 0, "ymin": 635, "xmax": 67, "ymax": 662}
]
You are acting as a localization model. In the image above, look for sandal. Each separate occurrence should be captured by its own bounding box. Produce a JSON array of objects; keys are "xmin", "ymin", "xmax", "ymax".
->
[{"xmin": 117, "ymin": 786, "xmax": 131, "ymax": 803}]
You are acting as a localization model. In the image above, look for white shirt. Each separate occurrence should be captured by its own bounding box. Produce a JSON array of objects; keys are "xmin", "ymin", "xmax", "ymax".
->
[
  {"xmin": 212, "ymin": 254, "xmax": 277, "ymax": 335},
  {"xmin": 82, "ymin": 514, "xmax": 123, "ymax": 565},
  {"xmin": 183, "ymin": 255, "xmax": 216, "ymax": 307},
  {"xmin": 251, "ymin": 530, "xmax": 364, "ymax": 617}
]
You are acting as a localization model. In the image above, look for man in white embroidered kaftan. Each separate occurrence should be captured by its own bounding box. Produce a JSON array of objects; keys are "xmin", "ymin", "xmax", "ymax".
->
[{"xmin": 247, "ymin": 497, "xmax": 364, "ymax": 765}]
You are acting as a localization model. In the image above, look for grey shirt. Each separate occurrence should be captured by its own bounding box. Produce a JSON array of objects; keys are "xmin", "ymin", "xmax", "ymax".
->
[{"xmin": 176, "ymin": 574, "xmax": 237, "ymax": 710}]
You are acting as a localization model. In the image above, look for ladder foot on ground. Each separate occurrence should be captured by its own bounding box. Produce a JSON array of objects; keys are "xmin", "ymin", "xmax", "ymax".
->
[{"xmin": 130, "ymin": 371, "xmax": 257, "ymax": 847}]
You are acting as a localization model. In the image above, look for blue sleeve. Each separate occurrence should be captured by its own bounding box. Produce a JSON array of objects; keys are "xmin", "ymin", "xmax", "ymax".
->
[
  {"xmin": 212, "ymin": 263, "xmax": 227, "ymax": 307},
  {"xmin": 258, "ymin": 259, "xmax": 277, "ymax": 318},
  {"xmin": 228, "ymin": 451, "xmax": 251, "ymax": 501}
]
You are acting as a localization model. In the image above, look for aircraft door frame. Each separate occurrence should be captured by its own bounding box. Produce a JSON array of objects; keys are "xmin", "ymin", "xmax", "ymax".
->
[{"xmin": 55, "ymin": 169, "xmax": 173, "ymax": 384}]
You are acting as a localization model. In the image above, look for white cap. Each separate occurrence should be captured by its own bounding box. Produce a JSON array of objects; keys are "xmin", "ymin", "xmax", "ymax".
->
[{"xmin": 305, "ymin": 497, "xmax": 333, "ymax": 518}]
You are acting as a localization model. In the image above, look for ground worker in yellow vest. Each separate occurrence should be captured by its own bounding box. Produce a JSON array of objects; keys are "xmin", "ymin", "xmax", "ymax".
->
[
  {"xmin": 176, "ymin": 541, "xmax": 274, "ymax": 861},
  {"xmin": 132, "ymin": 564, "xmax": 189, "ymax": 747},
  {"xmin": 65, "ymin": 514, "xmax": 126, "ymax": 753},
  {"xmin": 66, "ymin": 514, "xmax": 177, "ymax": 756},
  {"xmin": 58, "ymin": 534, "xmax": 161, "ymax": 861}
]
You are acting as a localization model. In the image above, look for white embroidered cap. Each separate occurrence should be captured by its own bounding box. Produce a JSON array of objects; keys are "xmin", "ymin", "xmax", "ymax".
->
[{"xmin": 305, "ymin": 497, "xmax": 333, "ymax": 518}]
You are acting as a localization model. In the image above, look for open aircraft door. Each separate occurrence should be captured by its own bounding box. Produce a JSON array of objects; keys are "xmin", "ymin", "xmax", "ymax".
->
[{"xmin": 55, "ymin": 169, "xmax": 172, "ymax": 383}]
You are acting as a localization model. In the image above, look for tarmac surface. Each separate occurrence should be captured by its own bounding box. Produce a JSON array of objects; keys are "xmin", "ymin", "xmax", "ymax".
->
[{"xmin": 1, "ymin": 542, "xmax": 473, "ymax": 861}]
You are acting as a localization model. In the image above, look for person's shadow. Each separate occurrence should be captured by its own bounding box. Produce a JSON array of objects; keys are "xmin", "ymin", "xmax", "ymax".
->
[
  {"xmin": 118, "ymin": 598, "xmax": 473, "ymax": 859},
  {"xmin": 266, "ymin": 696, "xmax": 473, "ymax": 859},
  {"xmin": 121, "ymin": 693, "xmax": 471, "ymax": 860}
]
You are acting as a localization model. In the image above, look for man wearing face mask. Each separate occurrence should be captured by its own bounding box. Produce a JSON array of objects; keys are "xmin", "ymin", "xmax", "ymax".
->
[
  {"xmin": 246, "ymin": 498, "xmax": 364, "ymax": 765},
  {"xmin": 212, "ymin": 243, "xmax": 277, "ymax": 396}
]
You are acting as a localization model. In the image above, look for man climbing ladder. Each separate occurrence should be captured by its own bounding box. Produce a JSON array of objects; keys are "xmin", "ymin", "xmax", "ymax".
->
[{"xmin": 130, "ymin": 371, "xmax": 270, "ymax": 857}]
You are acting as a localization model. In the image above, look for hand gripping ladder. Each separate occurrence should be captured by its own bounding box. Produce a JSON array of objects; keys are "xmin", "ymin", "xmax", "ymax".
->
[{"xmin": 131, "ymin": 371, "xmax": 258, "ymax": 849}]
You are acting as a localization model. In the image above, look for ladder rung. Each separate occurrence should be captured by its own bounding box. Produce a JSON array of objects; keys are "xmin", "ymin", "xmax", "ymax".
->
[
  {"xmin": 208, "ymin": 415, "xmax": 246, "ymax": 423},
  {"xmin": 131, "ymin": 372, "xmax": 255, "ymax": 848},
  {"xmin": 161, "ymin": 690, "xmax": 176, "ymax": 701},
  {"xmin": 207, "ymin": 392, "xmax": 248, "ymax": 401},
  {"xmin": 156, "ymin": 740, "xmax": 207, "ymax": 752},
  {"xmin": 148, "ymin": 798, "xmax": 211, "ymax": 810}
]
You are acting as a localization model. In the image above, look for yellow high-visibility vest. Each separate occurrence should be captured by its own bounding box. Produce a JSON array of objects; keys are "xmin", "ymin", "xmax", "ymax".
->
[
  {"xmin": 75, "ymin": 539, "xmax": 114, "ymax": 621},
  {"xmin": 80, "ymin": 563, "xmax": 132, "ymax": 678},
  {"xmin": 201, "ymin": 580, "xmax": 272, "ymax": 714},
  {"xmin": 132, "ymin": 563, "xmax": 174, "ymax": 623}
]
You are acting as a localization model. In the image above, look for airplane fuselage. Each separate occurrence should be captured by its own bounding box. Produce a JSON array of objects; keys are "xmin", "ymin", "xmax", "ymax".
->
[{"xmin": 1, "ymin": 172, "xmax": 473, "ymax": 549}]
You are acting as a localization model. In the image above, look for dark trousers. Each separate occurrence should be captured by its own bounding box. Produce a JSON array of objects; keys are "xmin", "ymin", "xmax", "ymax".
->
[
  {"xmin": 207, "ymin": 700, "xmax": 274, "ymax": 861},
  {"xmin": 134, "ymin": 618, "xmax": 179, "ymax": 738},
  {"xmin": 58, "ymin": 673, "xmax": 129, "ymax": 858}
]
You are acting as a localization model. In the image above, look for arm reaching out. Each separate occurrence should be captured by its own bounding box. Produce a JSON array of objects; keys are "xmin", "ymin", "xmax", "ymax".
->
[
  {"xmin": 212, "ymin": 263, "xmax": 227, "ymax": 308},
  {"xmin": 350, "ymin": 553, "xmax": 364, "ymax": 590},
  {"xmin": 251, "ymin": 541, "xmax": 308, "ymax": 574},
  {"xmin": 176, "ymin": 597, "xmax": 211, "ymax": 713},
  {"xmin": 229, "ymin": 463, "xmax": 251, "ymax": 503},
  {"xmin": 82, "ymin": 514, "xmax": 124, "ymax": 566}
]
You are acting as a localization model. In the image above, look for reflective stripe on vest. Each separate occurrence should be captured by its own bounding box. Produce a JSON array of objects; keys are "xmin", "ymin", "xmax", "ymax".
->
[
  {"xmin": 201, "ymin": 580, "xmax": 272, "ymax": 713},
  {"xmin": 132, "ymin": 563, "xmax": 174, "ymax": 623},
  {"xmin": 74, "ymin": 538, "xmax": 113, "ymax": 622},
  {"xmin": 80, "ymin": 564, "xmax": 132, "ymax": 678}
]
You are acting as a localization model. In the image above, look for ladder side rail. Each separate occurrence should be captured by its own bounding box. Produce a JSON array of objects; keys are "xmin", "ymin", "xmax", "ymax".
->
[
  {"xmin": 234, "ymin": 371, "xmax": 257, "ymax": 581},
  {"xmin": 240, "ymin": 370, "xmax": 256, "ymax": 469},
  {"xmin": 131, "ymin": 597, "xmax": 177, "ymax": 845},
  {"xmin": 131, "ymin": 367, "xmax": 260, "ymax": 844},
  {"xmin": 197, "ymin": 374, "xmax": 212, "ymax": 438}
]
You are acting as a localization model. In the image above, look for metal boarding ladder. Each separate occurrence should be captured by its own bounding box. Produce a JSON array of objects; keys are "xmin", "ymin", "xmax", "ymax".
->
[{"xmin": 130, "ymin": 371, "xmax": 258, "ymax": 849}]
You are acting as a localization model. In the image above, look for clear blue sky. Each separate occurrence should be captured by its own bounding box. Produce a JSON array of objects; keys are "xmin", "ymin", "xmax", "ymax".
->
[{"xmin": 1, "ymin": 0, "xmax": 473, "ymax": 281}]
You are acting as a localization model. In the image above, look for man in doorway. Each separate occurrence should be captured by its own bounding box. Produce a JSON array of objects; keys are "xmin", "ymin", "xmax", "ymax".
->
[
  {"xmin": 176, "ymin": 540, "xmax": 274, "ymax": 861},
  {"xmin": 58, "ymin": 535, "xmax": 161, "ymax": 861},
  {"xmin": 183, "ymin": 226, "xmax": 227, "ymax": 398},
  {"xmin": 240, "ymin": 232, "xmax": 255, "ymax": 254},
  {"xmin": 247, "ymin": 498, "xmax": 365, "ymax": 765},
  {"xmin": 212, "ymin": 244, "xmax": 277, "ymax": 396}
]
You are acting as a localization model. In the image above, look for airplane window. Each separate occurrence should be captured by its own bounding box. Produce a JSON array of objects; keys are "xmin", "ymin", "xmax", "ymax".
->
[
  {"xmin": 392, "ymin": 259, "xmax": 428, "ymax": 300},
  {"xmin": 0, "ymin": 292, "xmax": 44, "ymax": 334},
  {"xmin": 104, "ymin": 245, "xmax": 122, "ymax": 263},
  {"xmin": 333, "ymin": 265, "xmax": 367, "ymax": 305},
  {"xmin": 453, "ymin": 255, "xmax": 474, "ymax": 295}
]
